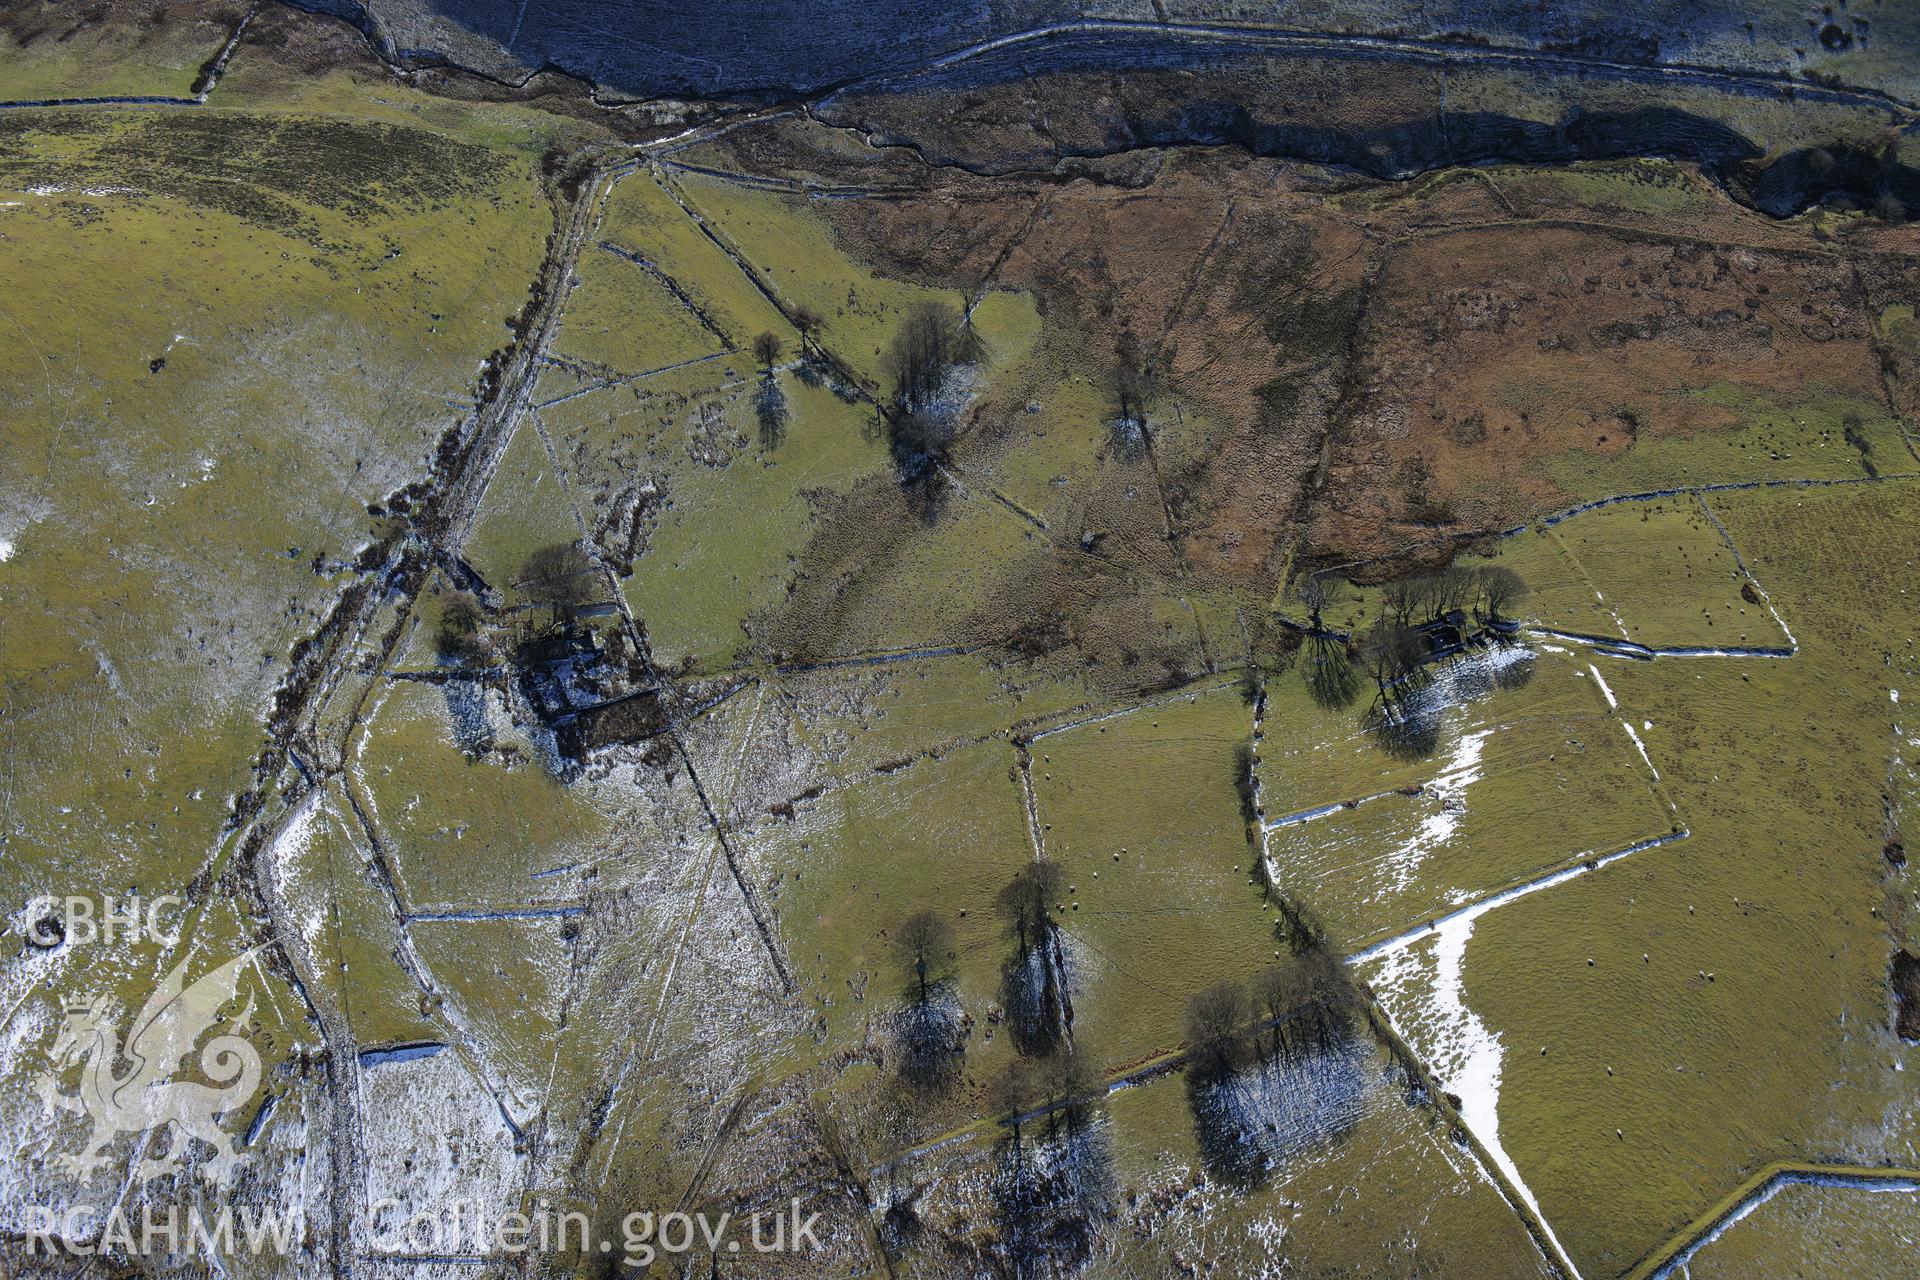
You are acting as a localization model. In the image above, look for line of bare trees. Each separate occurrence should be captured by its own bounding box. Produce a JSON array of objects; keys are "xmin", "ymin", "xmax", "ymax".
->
[
  {"xmin": 1378, "ymin": 564, "xmax": 1527, "ymax": 631},
  {"xmin": 995, "ymin": 859, "xmax": 1074, "ymax": 1058},
  {"xmin": 1107, "ymin": 330, "xmax": 1155, "ymax": 428},
  {"xmin": 1183, "ymin": 948, "xmax": 1352, "ymax": 1081}
]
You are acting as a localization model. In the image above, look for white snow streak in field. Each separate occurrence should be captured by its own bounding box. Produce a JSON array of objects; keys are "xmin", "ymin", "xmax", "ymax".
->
[
  {"xmin": 1368, "ymin": 912, "xmax": 1587, "ymax": 1280},
  {"xmin": 1387, "ymin": 725, "xmax": 1490, "ymax": 898}
]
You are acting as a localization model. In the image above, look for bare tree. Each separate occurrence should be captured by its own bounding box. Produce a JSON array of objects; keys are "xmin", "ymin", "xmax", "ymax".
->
[
  {"xmin": 881, "ymin": 303, "xmax": 981, "ymax": 482},
  {"xmin": 1183, "ymin": 981, "xmax": 1250, "ymax": 1079},
  {"xmin": 1294, "ymin": 573, "xmax": 1341, "ymax": 632},
  {"xmin": 1042, "ymin": 1047, "xmax": 1103, "ymax": 1136},
  {"xmin": 1360, "ymin": 618, "xmax": 1427, "ymax": 708},
  {"xmin": 1300, "ymin": 945, "xmax": 1351, "ymax": 1033},
  {"xmin": 1250, "ymin": 965, "xmax": 1298, "ymax": 1059},
  {"xmin": 754, "ymin": 372, "xmax": 790, "ymax": 449},
  {"xmin": 752, "ymin": 331, "xmax": 782, "ymax": 370},
  {"xmin": 1109, "ymin": 363, "xmax": 1153, "ymax": 426},
  {"xmin": 885, "ymin": 302, "xmax": 978, "ymax": 413},
  {"xmin": 1381, "ymin": 578, "xmax": 1421, "ymax": 626},
  {"xmin": 1430, "ymin": 567, "xmax": 1473, "ymax": 619},
  {"xmin": 997, "ymin": 860, "xmax": 1072, "ymax": 1056},
  {"xmin": 888, "ymin": 408, "xmax": 950, "ymax": 481},
  {"xmin": 435, "ymin": 592, "xmax": 488, "ymax": 664},
  {"xmin": 1107, "ymin": 330, "xmax": 1156, "ymax": 463},
  {"xmin": 518, "ymin": 543, "xmax": 597, "ymax": 625},
  {"xmin": 990, "ymin": 1059, "xmax": 1038, "ymax": 1138},
  {"xmin": 894, "ymin": 909, "xmax": 954, "ymax": 1005},
  {"xmin": 792, "ymin": 304, "xmax": 823, "ymax": 343},
  {"xmin": 1294, "ymin": 573, "xmax": 1358, "ymax": 707},
  {"xmin": 996, "ymin": 860, "xmax": 1065, "ymax": 956},
  {"xmin": 1305, "ymin": 638, "xmax": 1361, "ymax": 709},
  {"xmin": 1108, "ymin": 328, "xmax": 1155, "ymax": 427},
  {"xmin": 1475, "ymin": 566, "xmax": 1529, "ymax": 627}
]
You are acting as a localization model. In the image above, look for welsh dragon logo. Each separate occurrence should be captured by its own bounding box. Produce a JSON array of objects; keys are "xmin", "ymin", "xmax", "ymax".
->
[{"xmin": 36, "ymin": 949, "xmax": 265, "ymax": 1187}]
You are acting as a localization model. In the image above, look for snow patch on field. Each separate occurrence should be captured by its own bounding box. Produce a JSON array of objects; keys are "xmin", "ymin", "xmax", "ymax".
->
[
  {"xmin": 0, "ymin": 958, "xmax": 63, "ymax": 1222},
  {"xmin": 1386, "ymin": 725, "xmax": 1490, "ymax": 898},
  {"xmin": 360, "ymin": 1047, "xmax": 523, "ymax": 1253},
  {"xmin": 1368, "ymin": 920, "xmax": 1586, "ymax": 1280},
  {"xmin": 264, "ymin": 792, "xmax": 327, "ymax": 945}
]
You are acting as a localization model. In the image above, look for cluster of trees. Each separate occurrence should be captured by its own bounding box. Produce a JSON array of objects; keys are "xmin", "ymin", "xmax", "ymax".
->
[
  {"xmin": 883, "ymin": 302, "xmax": 980, "ymax": 482},
  {"xmin": 994, "ymin": 860, "xmax": 1074, "ymax": 1057},
  {"xmin": 1379, "ymin": 564, "xmax": 1527, "ymax": 631},
  {"xmin": 1292, "ymin": 564, "xmax": 1529, "ymax": 723},
  {"xmin": 429, "ymin": 540, "xmax": 610, "ymax": 664},
  {"xmin": 435, "ymin": 592, "xmax": 488, "ymax": 664},
  {"xmin": 886, "ymin": 302, "xmax": 977, "ymax": 408},
  {"xmin": 892, "ymin": 857, "xmax": 1089, "ymax": 1130},
  {"xmin": 893, "ymin": 856, "xmax": 1358, "ymax": 1109},
  {"xmin": 1182, "ymin": 948, "xmax": 1350, "ymax": 1081},
  {"xmin": 972, "ymin": 863, "xmax": 1105, "ymax": 1276},
  {"xmin": 1359, "ymin": 616, "xmax": 1431, "ymax": 717},
  {"xmin": 747, "ymin": 295, "xmax": 996, "ymax": 464},
  {"xmin": 885, "ymin": 856, "xmax": 1370, "ymax": 1230},
  {"xmin": 991, "ymin": 1044, "xmax": 1104, "ymax": 1143},
  {"xmin": 1364, "ymin": 564, "xmax": 1528, "ymax": 719},
  {"xmin": 983, "ymin": 1043, "xmax": 1106, "ymax": 1279}
]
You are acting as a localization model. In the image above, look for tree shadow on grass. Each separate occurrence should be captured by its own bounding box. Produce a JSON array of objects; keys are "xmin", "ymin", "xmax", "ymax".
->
[
  {"xmin": 991, "ymin": 1118, "xmax": 1114, "ymax": 1279},
  {"xmin": 892, "ymin": 982, "xmax": 968, "ymax": 1097},
  {"xmin": 1000, "ymin": 944, "xmax": 1069, "ymax": 1059},
  {"xmin": 755, "ymin": 372, "xmax": 789, "ymax": 449},
  {"xmin": 1185, "ymin": 1013, "xmax": 1371, "ymax": 1194}
]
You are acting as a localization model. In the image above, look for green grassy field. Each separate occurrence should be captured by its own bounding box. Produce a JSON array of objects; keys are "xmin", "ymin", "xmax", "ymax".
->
[
  {"xmin": 0, "ymin": 98, "xmax": 553, "ymax": 950},
  {"xmin": 350, "ymin": 676, "xmax": 617, "ymax": 911},
  {"xmin": 731, "ymin": 737, "xmax": 1037, "ymax": 1135},
  {"xmin": 1538, "ymin": 386, "xmax": 1913, "ymax": 502},
  {"xmin": 459, "ymin": 419, "xmax": 592, "ymax": 599},
  {"xmin": 666, "ymin": 171, "xmax": 1042, "ymax": 393},
  {"xmin": 1266, "ymin": 648, "xmax": 1674, "ymax": 949},
  {"xmin": 1029, "ymin": 685, "xmax": 1281, "ymax": 1068},
  {"xmin": 548, "ymin": 239, "xmax": 727, "ymax": 379},
  {"xmin": 540, "ymin": 365, "xmax": 892, "ymax": 670},
  {"xmin": 1681, "ymin": 1179, "xmax": 1920, "ymax": 1280},
  {"xmin": 598, "ymin": 170, "xmax": 795, "ymax": 352},
  {"xmin": 770, "ymin": 650, "xmax": 1091, "ymax": 781},
  {"xmin": 1493, "ymin": 498, "xmax": 1795, "ymax": 650},
  {"xmin": 0, "ymin": 1, "xmax": 240, "ymax": 101}
]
